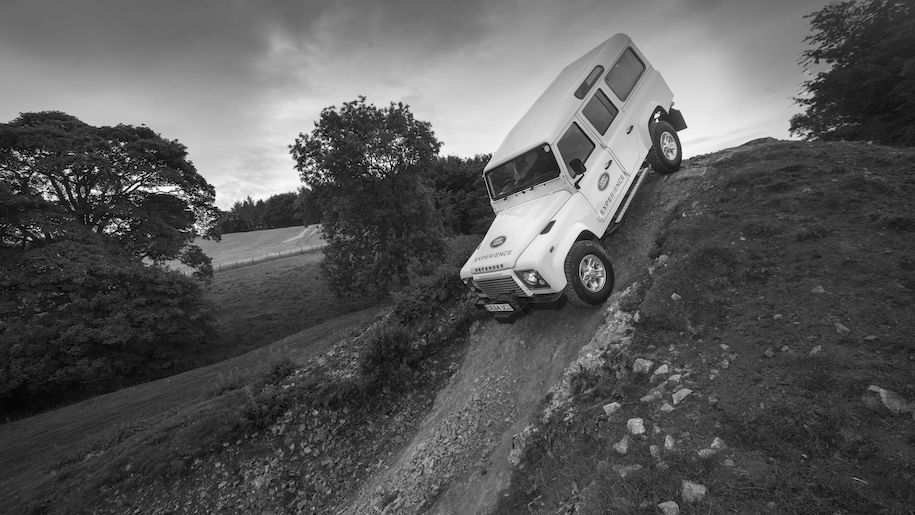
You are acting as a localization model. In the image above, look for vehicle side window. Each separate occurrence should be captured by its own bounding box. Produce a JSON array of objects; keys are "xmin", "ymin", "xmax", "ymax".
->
[
  {"xmin": 582, "ymin": 89, "xmax": 618, "ymax": 135},
  {"xmin": 557, "ymin": 122, "xmax": 595, "ymax": 170},
  {"xmin": 574, "ymin": 66, "xmax": 605, "ymax": 100},
  {"xmin": 605, "ymin": 48, "xmax": 645, "ymax": 101}
]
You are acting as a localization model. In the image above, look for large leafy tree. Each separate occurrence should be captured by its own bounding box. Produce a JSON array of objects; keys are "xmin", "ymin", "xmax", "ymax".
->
[
  {"xmin": 290, "ymin": 97, "xmax": 446, "ymax": 296},
  {"xmin": 0, "ymin": 111, "xmax": 219, "ymax": 275},
  {"xmin": 0, "ymin": 234, "xmax": 215, "ymax": 417},
  {"xmin": 790, "ymin": 0, "xmax": 915, "ymax": 146}
]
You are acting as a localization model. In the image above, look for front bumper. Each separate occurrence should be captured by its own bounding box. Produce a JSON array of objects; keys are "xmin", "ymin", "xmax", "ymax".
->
[{"xmin": 473, "ymin": 291, "xmax": 568, "ymax": 324}]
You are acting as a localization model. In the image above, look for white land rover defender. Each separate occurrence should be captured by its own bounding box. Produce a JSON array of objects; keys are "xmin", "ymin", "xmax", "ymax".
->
[{"xmin": 460, "ymin": 34, "xmax": 686, "ymax": 323}]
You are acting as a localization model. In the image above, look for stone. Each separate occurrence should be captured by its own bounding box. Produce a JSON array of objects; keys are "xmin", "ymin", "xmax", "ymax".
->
[
  {"xmin": 810, "ymin": 285, "xmax": 825, "ymax": 294},
  {"xmin": 633, "ymin": 358, "xmax": 654, "ymax": 374},
  {"xmin": 612, "ymin": 464, "xmax": 643, "ymax": 478},
  {"xmin": 613, "ymin": 435, "xmax": 632, "ymax": 454},
  {"xmin": 602, "ymin": 402, "xmax": 622, "ymax": 417},
  {"xmin": 627, "ymin": 418, "xmax": 646, "ymax": 435},
  {"xmin": 672, "ymin": 388, "xmax": 693, "ymax": 405},
  {"xmin": 658, "ymin": 254, "xmax": 669, "ymax": 265},
  {"xmin": 664, "ymin": 434, "xmax": 676, "ymax": 450},
  {"xmin": 660, "ymin": 403, "xmax": 675, "ymax": 413},
  {"xmin": 862, "ymin": 385, "xmax": 914, "ymax": 416},
  {"xmin": 650, "ymin": 444, "xmax": 662, "ymax": 460},
  {"xmin": 697, "ymin": 448, "xmax": 715, "ymax": 458},
  {"xmin": 780, "ymin": 345, "xmax": 790, "ymax": 353},
  {"xmin": 809, "ymin": 345, "xmax": 822, "ymax": 356},
  {"xmin": 641, "ymin": 386, "xmax": 665, "ymax": 403},
  {"xmin": 667, "ymin": 374, "xmax": 682, "ymax": 385},
  {"xmin": 863, "ymin": 334, "xmax": 878, "ymax": 341},
  {"xmin": 773, "ymin": 314, "xmax": 783, "ymax": 320},
  {"xmin": 723, "ymin": 458, "xmax": 736, "ymax": 467},
  {"xmin": 835, "ymin": 322, "xmax": 850, "ymax": 335},
  {"xmin": 658, "ymin": 501, "xmax": 680, "ymax": 515},
  {"xmin": 710, "ymin": 437, "xmax": 727, "ymax": 450},
  {"xmin": 653, "ymin": 364, "xmax": 670, "ymax": 376},
  {"xmin": 719, "ymin": 343, "xmax": 730, "ymax": 351},
  {"xmin": 681, "ymin": 480, "xmax": 707, "ymax": 503},
  {"xmin": 671, "ymin": 293, "xmax": 682, "ymax": 301},
  {"xmin": 764, "ymin": 348, "xmax": 776, "ymax": 359}
]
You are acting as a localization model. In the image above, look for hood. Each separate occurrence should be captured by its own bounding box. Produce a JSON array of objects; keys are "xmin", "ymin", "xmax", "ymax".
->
[{"xmin": 463, "ymin": 191, "xmax": 571, "ymax": 276}]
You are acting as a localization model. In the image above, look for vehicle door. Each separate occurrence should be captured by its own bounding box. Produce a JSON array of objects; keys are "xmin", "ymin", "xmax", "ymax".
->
[{"xmin": 555, "ymin": 118, "xmax": 627, "ymax": 223}]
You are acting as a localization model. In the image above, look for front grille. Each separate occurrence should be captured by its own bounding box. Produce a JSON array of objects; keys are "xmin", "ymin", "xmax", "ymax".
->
[{"xmin": 475, "ymin": 275, "xmax": 525, "ymax": 297}]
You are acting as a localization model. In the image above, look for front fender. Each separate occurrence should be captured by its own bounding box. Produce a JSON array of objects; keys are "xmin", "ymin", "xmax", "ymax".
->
[{"xmin": 514, "ymin": 194, "xmax": 606, "ymax": 292}]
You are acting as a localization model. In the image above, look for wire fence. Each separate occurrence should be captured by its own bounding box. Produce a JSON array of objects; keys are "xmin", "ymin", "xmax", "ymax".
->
[{"xmin": 208, "ymin": 243, "xmax": 328, "ymax": 274}]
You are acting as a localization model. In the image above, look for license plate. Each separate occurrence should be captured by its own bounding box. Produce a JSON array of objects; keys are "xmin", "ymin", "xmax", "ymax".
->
[{"xmin": 484, "ymin": 303, "xmax": 514, "ymax": 312}]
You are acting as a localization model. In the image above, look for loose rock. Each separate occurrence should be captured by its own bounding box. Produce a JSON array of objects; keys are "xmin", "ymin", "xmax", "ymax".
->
[
  {"xmin": 810, "ymin": 285, "xmax": 825, "ymax": 294},
  {"xmin": 612, "ymin": 464, "xmax": 643, "ymax": 478},
  {"xmin": 658, "ymin": 501, "xmax": 680, "ymax": 515},
  {"xmin": 672, "ymin": 389, "xmax": 693, "ymax": 405},
  {"xmin": 613, "ymin": 435, "xmax": 631, "ymax": 454},
  {"xmin": 835, "ymin": 322, "xmax": 850, "ymax": 335},
  {"xmin": 633, "ymin": 358, "xmax": 654, "ymax": 374},
  {"xmin": 602, "ymin": 402, "xmax": 622, "ymax": 417},
  {"xmin": 627, "ymin": 418, "xmax": 646, "ymax": 435},
  {"xmin": 681, "ymin": 480, "xmax": 707, "ymax": 503}
]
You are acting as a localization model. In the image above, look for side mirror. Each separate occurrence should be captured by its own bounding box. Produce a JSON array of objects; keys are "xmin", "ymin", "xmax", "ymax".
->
[{"xmin": 569, "ymin": 159, "xmax": 586, "ymax": 178}]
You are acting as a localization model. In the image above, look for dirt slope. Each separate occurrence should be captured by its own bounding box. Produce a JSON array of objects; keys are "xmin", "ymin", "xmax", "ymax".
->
[{"xmin": 341, "ymin": 150, "xmax": 710, "ymax": 514}]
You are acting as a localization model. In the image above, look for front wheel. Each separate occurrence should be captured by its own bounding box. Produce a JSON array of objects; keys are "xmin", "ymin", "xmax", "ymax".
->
[
  {"xmin": 647, "ymin": 120, "xmax": 682, "ymax": 174},
  {"xmin": 563, "ymin": 240, "xmax": 615, "ymax": 308}
]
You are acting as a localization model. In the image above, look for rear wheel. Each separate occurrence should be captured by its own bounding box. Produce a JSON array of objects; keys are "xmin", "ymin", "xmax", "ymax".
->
[
  {"xmin": 563, "ymin": 240, "xmax": 615, "ymax": 307},
  {"xmin": 647, "ymin": 120, "xmax": 682, "ymax": 174}
]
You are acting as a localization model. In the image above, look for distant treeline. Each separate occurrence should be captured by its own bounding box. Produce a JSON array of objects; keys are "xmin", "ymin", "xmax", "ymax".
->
[{"xmin": 219, "ymin": 154, "xmax": 495, "ymax": 236}]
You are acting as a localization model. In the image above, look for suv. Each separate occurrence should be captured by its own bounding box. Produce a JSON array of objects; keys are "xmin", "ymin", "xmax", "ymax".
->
[{"xmin": 460, "ymin": 34, "xmax": 686, "ymax": 323}]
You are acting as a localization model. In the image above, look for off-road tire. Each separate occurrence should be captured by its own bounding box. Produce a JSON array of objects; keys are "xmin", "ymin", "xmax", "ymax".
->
[
  {"xmin": 647, "ymin": 120, "xmax": 682, "ymax": 174},
  {"xmin": 563, "ymin": 240, "xmax": 615, "ymax": 308}
]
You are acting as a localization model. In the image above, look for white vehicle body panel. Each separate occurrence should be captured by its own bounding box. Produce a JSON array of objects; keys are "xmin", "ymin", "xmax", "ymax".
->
[{"xmin": 460, "ymin": 33, "xmax": 683, "ymax": 321}]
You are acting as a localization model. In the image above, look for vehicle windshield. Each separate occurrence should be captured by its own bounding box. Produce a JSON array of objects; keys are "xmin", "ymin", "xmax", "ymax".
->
[{"xmin": 485, "ymin": 144, "xmax": 562, "ymax": 200}]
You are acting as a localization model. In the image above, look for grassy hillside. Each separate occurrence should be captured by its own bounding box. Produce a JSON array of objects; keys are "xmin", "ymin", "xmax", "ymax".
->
[
  {"xmin": 202, "ymin": 250, "xmax": 380, "ymax": 363},
  {"xmin": 168, "ymin": 225, "xmax": 326, "ymax": 273},
  {"xmin": 495, "ymin": 140, "xmax": 915, "ymax": 514}
]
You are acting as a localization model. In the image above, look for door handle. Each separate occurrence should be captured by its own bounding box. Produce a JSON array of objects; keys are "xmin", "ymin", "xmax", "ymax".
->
[
  {"xmin": 626, "ymin": 125, "xmax": 634, "ymax": 135},
  {"xmin": 605, "ymin": 159, "xmax": 613, "ymax": 170}
]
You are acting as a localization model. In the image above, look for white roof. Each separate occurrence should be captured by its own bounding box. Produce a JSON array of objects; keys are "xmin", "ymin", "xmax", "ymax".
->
[{"xmin": 485, "ymin": 33, "xmax": 632, "ymax": 172}]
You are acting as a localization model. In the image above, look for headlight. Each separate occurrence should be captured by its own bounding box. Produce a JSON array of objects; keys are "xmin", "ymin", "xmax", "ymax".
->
[{"xmin": 516, "ymin": 270, "xmax": 551, "ymax": 289}]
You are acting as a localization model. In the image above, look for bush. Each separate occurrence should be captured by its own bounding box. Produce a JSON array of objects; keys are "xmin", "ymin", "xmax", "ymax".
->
[
  {"xmin": 0, "ymin": 238, "xmax": 216, "ymax": 419},
  {"xmin": 360, "ymin": 324, "xmax": 419, "ymax": 392}
]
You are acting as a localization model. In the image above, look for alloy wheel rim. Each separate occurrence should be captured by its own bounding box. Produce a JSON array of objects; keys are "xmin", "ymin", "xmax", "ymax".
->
[
  {"xmin": 660, "ymin": 132, "xmax": 678, "ymax": 160},
  {"xmin": 578, "ymin": 254, "xmax": 606, "ymax": 293}
]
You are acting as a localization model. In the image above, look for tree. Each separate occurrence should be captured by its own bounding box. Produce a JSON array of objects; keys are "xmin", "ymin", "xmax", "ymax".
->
[
  {"xmin": 790, "ymin": 0, "xmax": 915, "ymax": 146},
  {"xmin": 293, "ymin": 186, "xmax": 323, "ymax": 226},
  {"xmin": 0, "ymin": 234, "xmax": 215, "ymax": 418},
  {"xmin": 0, "ymin": 111, "xmax": 219, "ymax": 275},
  {"xmin": 431, "ymin": 154, "xmax": 494, "ymax": 235},
  {"xmin": 290, "ymin": 97, "xmax": 446, "ymax": 296}
]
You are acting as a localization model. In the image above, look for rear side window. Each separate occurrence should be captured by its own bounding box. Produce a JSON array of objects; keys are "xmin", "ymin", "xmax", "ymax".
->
[
  {"xmin": 574, "ymin": 66, "xmax": 605, "ymax": 99},
  {"xmin": 605, "ymin": 48, "xmax": 645, "ymax": 101},
  {"xmin": 582, "ymin": 89, "xmax": 619, "ymax": 135},
  {"xmin": 557, "ymin": 123, "xmax": 595, "ymax": 170}
]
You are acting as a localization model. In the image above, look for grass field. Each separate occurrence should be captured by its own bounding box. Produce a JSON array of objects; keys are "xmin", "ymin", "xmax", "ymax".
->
[
  {"xmin": 201, "ymin": 249, "xmax": 381, "ymax": 364},
  {"xmin": 167, "ymin": 225, "xmax": 326, "ymax": 274}
]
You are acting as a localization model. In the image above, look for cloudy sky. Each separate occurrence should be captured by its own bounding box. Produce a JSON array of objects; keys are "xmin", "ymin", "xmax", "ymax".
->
[{"xmin": 1, "ymin": 0, "xmax": 828, "ymax": 209}]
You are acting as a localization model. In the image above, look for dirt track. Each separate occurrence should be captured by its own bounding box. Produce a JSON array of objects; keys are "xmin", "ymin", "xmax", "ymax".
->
[{"xmin": 344, "ymin": 160, "xmax": 711, "ymax": 514}]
